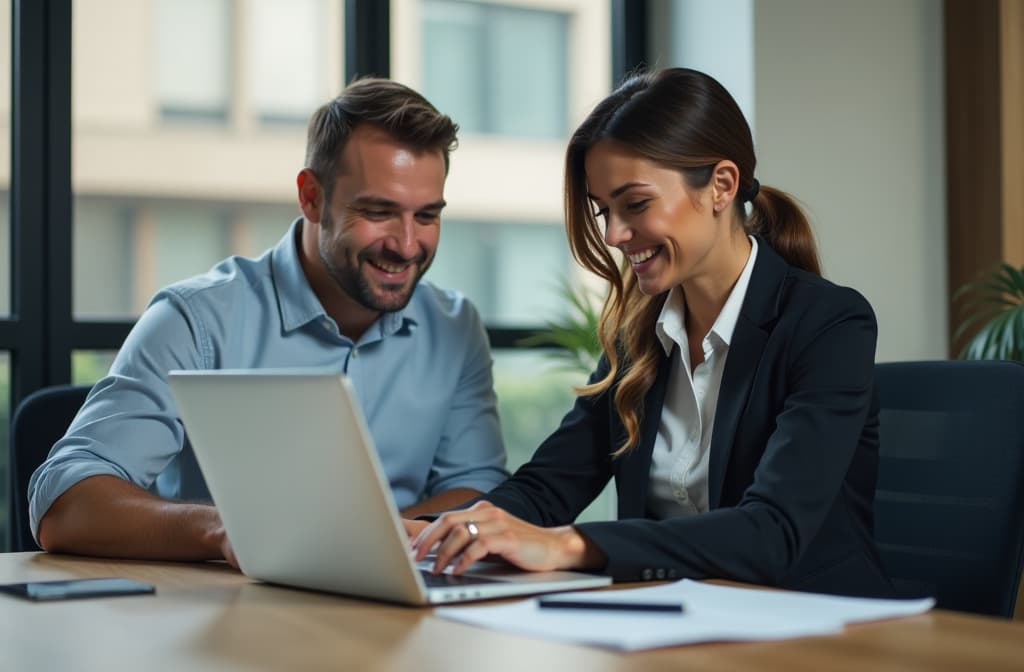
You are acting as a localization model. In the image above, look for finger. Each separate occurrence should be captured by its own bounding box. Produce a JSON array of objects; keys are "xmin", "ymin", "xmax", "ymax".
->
[
  {"xmin": 431, "ymin": 522, "xmax": 477, "ymax": 573},
  {"xmin": 412, "ymin": 519, "xmax": 450, "ymax": 561},
  {"xmin": 451, "ymin": 537, "xmax": 493, "ymax": 575}
]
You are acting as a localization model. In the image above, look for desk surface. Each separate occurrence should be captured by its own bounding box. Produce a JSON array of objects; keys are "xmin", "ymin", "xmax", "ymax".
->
[{"xmin": 1, "ymin": 552, "xmax": 1022, "ymax": 672}]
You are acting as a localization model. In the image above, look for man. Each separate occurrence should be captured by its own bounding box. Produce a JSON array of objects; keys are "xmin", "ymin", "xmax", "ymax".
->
[{"xmin": 29, "ymin": 79, "xmax": 507, "ymax": 566}]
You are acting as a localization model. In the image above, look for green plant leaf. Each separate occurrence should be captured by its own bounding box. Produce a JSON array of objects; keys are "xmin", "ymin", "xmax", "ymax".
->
[{"xmin": 954, "ymin": 261, "xmax": 1024, "ymax": 361}]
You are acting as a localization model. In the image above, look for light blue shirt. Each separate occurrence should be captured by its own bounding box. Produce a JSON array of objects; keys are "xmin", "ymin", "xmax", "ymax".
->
[{"xmin": 29, "ymin": 219, "xmax": 508, "ymax": 540}]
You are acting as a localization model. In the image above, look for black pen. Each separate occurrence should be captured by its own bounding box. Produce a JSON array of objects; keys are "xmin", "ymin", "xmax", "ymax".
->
[{"xmin": 537, "ymin": 598, "xmax": 685, "ymax": 613}]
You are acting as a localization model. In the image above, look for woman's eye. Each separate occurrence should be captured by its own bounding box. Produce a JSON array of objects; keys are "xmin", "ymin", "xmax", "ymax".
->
[
  {"xmin": 625, "ymin": 199, "xmax": 650, "ymax": 213},
  {"xmin": 593, "ymin": 207, "xmax": 609, "ymax": 220}
]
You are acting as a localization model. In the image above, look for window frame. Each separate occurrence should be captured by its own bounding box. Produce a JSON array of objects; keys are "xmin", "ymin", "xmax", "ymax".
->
[{"xmin": 0, "ymin": 0, "xmax": 649, "ymax": 549}]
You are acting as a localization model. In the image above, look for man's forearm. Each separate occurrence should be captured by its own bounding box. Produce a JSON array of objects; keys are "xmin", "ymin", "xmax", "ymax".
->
[
  {"xmin": 36, "ymin": 474, "xmax": 225, "ymax": 561},
  {"xmin": 400, "ymin": 487, "xmax": 483, "ymax": 519}
]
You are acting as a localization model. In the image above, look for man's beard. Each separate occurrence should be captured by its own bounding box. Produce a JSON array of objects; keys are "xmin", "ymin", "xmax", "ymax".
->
[{"xmin": 318, "ymin": 230, "xmax": 431, "ymax": 314}]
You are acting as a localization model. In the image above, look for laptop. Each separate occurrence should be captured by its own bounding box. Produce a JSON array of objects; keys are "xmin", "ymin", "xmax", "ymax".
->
[{"xmin": 167, "ymin": 369, "xmax": 611, "ymax": 605}]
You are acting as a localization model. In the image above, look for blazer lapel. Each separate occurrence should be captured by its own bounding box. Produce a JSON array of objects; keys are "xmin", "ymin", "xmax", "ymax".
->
[
  {"xmin": 707, "ymin": 239, "xmax": 788, "ymax": 508},
  {"xmin": 614, "ymin": 350, "xmax": 670, "ymax": 519}
]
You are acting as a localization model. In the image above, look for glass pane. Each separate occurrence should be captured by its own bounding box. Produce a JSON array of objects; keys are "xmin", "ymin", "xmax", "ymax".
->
[
  {"xmin": 155, "ymin": 0, "xmax": 232, "ymax": 121},
  {"xmin": 396, "ymin": 0, "xmax": 611, "ymax": 329},
  {"xmin": 0, "ymin": 351, "xmax": 9, "ymax": 551},
  {"xmin": 428, "ymin": 219, "xmax": 569, "ymax": 325},
  {"xmin": 72, "ymin": 350, "xmax": 119, "ymax": 386},
  {"xmin": 493, "ymin": 350, "xmax": 614, "ymax": 522},
  {"xmin": 0, "ymin": 0, "xmax": 10, "ymax": 317},
  {"xmin": 72, "ymin": 0, "xmax": 344, "ymax": 319},
  {"xmin": 248, "ymin": 0, "xmax": 325, "ymax": 124},
  {"xmin": 422, "ymin": 0, "xmax": 567, "ymax": 138}
]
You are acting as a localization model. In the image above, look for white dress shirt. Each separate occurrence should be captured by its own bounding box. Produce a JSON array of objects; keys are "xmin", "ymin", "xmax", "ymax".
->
[{"xmin": 647, "ymin": 237, "xmax": 759, "ymax": 518}]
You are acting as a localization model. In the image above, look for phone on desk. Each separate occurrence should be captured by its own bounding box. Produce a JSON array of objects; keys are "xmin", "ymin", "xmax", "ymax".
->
[{"xmin": 0, "ymin": 577, "xmax": 155, "ymax": 602}]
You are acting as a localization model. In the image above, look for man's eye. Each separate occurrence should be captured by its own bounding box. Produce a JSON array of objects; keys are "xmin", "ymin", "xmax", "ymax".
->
[
  {"xmin": 416, "ymin": 212, "xmax": 441, "ymax": 223},
  {"xmin": 361, "ymin": 209, "xmax": 392, "ymax": 219}
]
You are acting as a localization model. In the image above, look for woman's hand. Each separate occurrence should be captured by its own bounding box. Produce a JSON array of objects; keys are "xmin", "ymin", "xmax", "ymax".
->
[{"xmin": 410, "ymin": 501, "xmax": 605, "ymax": 575}]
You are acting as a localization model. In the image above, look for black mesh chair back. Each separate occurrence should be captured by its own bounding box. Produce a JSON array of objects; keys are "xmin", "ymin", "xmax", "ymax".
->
[
  {"xmin": 9, "ymin": 385, "xmax": 92, "ymax": 552},
  {"xmin": 875, "ymin": 360, "xmax": 1024, "ymax": 617}
]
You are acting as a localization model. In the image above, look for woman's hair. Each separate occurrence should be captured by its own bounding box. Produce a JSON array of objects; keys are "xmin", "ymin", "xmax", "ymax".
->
[{"xmin": 565, "ymin": 68, "xmax": 821, "ymax": 455}]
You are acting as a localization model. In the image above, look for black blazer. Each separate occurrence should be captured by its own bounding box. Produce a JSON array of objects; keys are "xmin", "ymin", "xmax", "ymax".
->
[{"xmin": 484, "ymin": 240, "xmax": 895, "ymax": 598}]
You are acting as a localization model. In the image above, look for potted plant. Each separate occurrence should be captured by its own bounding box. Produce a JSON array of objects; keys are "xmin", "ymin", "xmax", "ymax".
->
[
  {"xmin": 953, "ymin": 262, "xmax": 1024, "ymax": 360},
  {"xmin": 519, "ymin": 279, "xmax": 604, "ymax": 376}
]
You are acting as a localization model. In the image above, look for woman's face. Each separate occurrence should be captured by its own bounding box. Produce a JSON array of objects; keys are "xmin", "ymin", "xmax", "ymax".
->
[{"xmin": 584, "ymin": 139, "xmax": 728, "ymax": 297}]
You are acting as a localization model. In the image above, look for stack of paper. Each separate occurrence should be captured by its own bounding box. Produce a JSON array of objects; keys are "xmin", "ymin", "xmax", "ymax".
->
[{"xmin": 434, "ymin": 579, "xmax": 935, "ymax": 651}]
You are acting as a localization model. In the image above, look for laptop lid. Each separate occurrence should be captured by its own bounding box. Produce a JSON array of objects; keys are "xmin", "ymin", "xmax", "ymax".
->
[{"xmin": 167, "ymin": 369, "xmax": 610, "ymax": 605}]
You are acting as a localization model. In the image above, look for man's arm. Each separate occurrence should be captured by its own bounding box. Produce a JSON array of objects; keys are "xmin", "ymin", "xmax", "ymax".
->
[
  {"xmin": 28, "ymin": 294, "xmax": 212, "ymax": 559},
  {"xmin": 399, "ymin": 487, "xmax": 482, "ymax": 519},
  {"xmin": 36, "ymin": 475, "xmax": 233, "ymax": 563}
]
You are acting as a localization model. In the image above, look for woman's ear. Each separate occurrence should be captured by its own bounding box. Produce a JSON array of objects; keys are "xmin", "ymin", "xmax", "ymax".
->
[
  {"xmin": 296, "ymin": 168, "xmax": 324, "ymax": 223},
  {"xmin": 711, "ymin": 160, "xmax": 740, "ymax": 213}
]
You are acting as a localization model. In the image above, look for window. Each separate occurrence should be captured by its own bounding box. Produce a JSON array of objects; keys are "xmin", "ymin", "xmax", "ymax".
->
[
  {"xmin": 421, "ymin": 0, "xmax": 569, "ymax": 139},
  {"xmin": 73, "ymin": 0, "xmax": 342, "ymax": 320},
  {"xmin": 247, "ymin": 0, "xmax": 328, "ymax": 124},
  {"xmin": 428, "ymin": 219, "xmax": 569, "ymax": 325},
  {"xmin": 154, "ymin": 0, "xmax": 233, "ymax": 122}
]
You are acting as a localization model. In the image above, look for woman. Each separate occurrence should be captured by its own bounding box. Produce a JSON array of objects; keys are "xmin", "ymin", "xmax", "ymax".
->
[{"xmin": 413, "ymin": 68, "xmax": 893, "ymax": 598}]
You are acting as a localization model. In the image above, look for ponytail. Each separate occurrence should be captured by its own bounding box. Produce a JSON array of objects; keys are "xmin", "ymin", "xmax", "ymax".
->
[{"xmin": 746, "ymin": 185, "xmax": 822, "ymax": 276}]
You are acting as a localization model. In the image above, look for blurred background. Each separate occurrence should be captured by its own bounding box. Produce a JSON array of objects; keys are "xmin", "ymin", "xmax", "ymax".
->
[{"xmin": 1, "ymin": 0, "xmax": 1020, "ymax": 547}]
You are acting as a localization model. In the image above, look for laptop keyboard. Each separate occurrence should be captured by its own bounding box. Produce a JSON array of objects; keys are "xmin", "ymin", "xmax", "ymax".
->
[{"xmin": 419, "ymin": 570, "xmax": 500, "ymax": 588}]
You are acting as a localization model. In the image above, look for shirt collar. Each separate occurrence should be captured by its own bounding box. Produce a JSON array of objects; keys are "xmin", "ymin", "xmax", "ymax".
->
[
  {"xmin": 654, "ymin": 236, "xmax": 759, "ymax": 355},
  {"xmin": 271, "ymin": 218, "xmax": 418, "ymax": 339},
  {"xmin": 709, "ymin": 235, "xmax": 758, "ymax": 347}
]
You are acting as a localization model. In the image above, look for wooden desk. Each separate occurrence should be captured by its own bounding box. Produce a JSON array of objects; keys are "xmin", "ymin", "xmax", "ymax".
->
[{"xmin": 1, "ymin": 552, "xmax": 1022, "ymax": 672}]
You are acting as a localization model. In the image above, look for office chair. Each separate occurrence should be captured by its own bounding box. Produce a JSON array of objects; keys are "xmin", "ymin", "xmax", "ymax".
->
[
  {"xmin": 9, "ymin": 384, "xmax": 93, "ymax": 552},
  {"xmin": 874, "ymin": 360, "xmax": 1024, "ymax": 618}
]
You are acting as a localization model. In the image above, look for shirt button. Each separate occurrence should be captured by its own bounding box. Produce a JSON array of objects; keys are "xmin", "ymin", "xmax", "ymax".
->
[
  {"xmin": 351, "ymin": 348, "xmax": 359, "ymax": 358},
  {"xmin": 655, "ymin": 568, "xmax": 666, "ymax": 580},
  {"xmin": 641, "ymin": 568, "xmax": 654, "ymax": 580}
]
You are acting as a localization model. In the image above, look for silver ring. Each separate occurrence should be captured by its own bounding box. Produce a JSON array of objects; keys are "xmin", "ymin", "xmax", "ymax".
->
[{"xmin": 464, "ymin": 520, "xmax": 480, "ymax": 542}]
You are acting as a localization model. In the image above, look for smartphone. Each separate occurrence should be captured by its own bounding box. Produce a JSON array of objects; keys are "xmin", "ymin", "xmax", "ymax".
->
[{"xmin": 0, "ymin": 577, "xmax": 156, "ymax": 602}]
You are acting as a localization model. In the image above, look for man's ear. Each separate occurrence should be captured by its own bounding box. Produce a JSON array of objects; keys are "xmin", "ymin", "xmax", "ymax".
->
[
  {"xmin": 297, "ymin": 168, "xmax": 324, "ymax": 223},
  {"xmin": 711, "ymin": 160, "xmax": 740, "ymax": 214}
]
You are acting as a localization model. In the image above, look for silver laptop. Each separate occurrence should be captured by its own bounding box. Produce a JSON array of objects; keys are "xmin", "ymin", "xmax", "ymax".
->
[{"xmin": 167, "ymin": 369, "xmax": 611, "ymax": 605}]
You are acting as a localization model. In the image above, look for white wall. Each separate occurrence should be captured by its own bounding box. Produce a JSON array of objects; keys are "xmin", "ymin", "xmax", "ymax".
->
[
  {"xmin": 754, "ymin": 0, "xmax": 946, "ymax": 362},
  {"xmin": 648, "ymin": 0, "xmax": 947, "ymax": 362}
]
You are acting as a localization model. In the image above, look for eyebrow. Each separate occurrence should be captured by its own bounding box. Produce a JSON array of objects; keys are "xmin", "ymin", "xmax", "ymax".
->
[
  {"xmin": 349, "ymin": 196, "xmax": 447, "ymax": 211},
  {"xmin": 587, "ymin": 182, "xmax": 650, "ymax": 202}
]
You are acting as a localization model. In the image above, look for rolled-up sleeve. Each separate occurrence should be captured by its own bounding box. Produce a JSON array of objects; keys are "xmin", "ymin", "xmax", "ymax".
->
[{"xmin": 27, "ymin": 294, "xmax": 204, "ymax": 541}]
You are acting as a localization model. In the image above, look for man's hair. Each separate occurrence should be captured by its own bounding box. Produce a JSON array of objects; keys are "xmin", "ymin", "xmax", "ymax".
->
[{"xmin": 304, "ymin": 78, "xmax": 459, "ymax": 196}]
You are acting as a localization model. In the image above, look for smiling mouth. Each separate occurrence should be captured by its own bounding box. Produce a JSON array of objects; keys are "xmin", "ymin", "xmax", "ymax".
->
[
  {"xmin": 627, "ymin": 246, "xmax": 662, "ymax": 266},
  {"xmin": 369, "ymin": 259, "xmax": 410, "ymax": 275}
]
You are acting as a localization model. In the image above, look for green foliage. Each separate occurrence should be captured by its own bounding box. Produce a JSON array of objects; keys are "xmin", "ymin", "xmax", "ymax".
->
[
  {"xmin": 518, "ymin": 280, "xmax": 604, "ymax": 375},
  {"xmin": 954, "ymin": 262, "xmax": 1024, "ymax": 360}
]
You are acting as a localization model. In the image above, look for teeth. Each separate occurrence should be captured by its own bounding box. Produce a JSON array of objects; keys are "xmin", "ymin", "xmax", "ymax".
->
[
  {"xmin": 627, "ymin": 248, "xmax": 658, "ymax": 265},
  {"xmin": 374, "ymin": 261, "xmax": 407, "ymax": 274}
]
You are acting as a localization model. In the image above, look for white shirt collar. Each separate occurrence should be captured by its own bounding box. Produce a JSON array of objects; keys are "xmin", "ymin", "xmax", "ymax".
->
[{"xmin": 655, "ymin": 236, "xmax": 759, "ymax": 356}]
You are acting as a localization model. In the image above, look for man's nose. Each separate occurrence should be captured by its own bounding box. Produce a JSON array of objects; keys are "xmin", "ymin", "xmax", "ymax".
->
[{"xmin": 388, "ymin": 213, "xmax": 419, "ymax": 259}]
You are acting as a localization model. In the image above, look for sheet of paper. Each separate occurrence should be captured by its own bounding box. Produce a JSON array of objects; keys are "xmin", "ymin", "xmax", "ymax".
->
[{"xmin": 433, "ymin": 579, "xmax": 935, "ymax": 651}]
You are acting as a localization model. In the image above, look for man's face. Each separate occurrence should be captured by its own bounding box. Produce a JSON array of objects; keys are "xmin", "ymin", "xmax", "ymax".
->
[{"xmin": 316, "ymin": 125, "xmax": 446, "ymax": 314}]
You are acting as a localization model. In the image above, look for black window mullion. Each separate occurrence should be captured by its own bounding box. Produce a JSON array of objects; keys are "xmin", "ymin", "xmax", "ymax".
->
[
  {"xmin": 10, "ymin": 0, "xmax": 54, "ymax": 402},
  {"xmin": 46, "ymin": 0, "xmax": 73, "ymax": 386},
  {"xmin": 611, "ymin": 0, "xmax": 649, "ymax": 85},
  {"xmin": 345, "ymin": 0, "xmax": 391, "ymax": 81}
]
